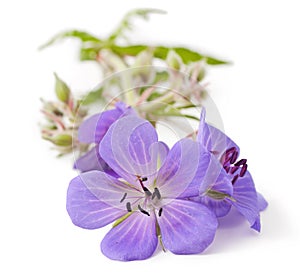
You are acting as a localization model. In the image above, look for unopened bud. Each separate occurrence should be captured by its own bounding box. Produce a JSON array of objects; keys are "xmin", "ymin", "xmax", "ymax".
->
[
  {"xmin": 50, "ymin": 134, "xmax": 73, "ymax": 146},
  {"xmin": 188, "ymin": 62, "xmax": 206, "ymax": 82},
  {"xmin": 54, "ymin": 73, "xmax": 70, "ymax": 103},
  {"xmin": 166, "ymin": 50, "xmax": 182, "ymax": 70}
]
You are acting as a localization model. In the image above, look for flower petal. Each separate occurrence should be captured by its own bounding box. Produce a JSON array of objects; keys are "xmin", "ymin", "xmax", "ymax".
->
[
  {"xmin": 75, "ymin": 171, "xmax": 142, "ymax": 209},
  {"xmin": 198, "ymin": 108, "xmax": 240, "ymax": 160},
  {"xmin": 257, "ymin": 192, "xmax": 268, "ymax": 212},
  {"xmin": 156, "ymin": 139, "xmax": 205, "ymax": 198},
  {"xmin": 101, "ymin": 211, "xmax": 157, "ymax": 261},
  {"xmin": 193, "ymin": 196, "xmax": 232, "ymax": 217},
  {"xmin": 67, "ymin": 174, "xmax": 127, "ymax": 229},
  {"xmin": 158, "ymin": 199, "xmax": 218, "ymax": 254},
  {"xmin": 78, "ymin": 102, "xmax": 133, "ymax": 144},
  {"xmin": 99, "ymin": 115, "xmax": 161, "ymax": 184},
  {"xmin": 74, "ymin": 146, "xmax": 119, "ymax": 177},
  {"xmin": 231, "ymin": 171, "xmax": 260, "ymax": 229}
]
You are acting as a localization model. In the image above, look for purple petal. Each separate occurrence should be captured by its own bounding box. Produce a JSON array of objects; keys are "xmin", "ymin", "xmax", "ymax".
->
[
  {"xmin": 158, "ymin": 199, "xmax": 218, "ymax": 254},
  {"xmin": 99, "ymin": 115, "xmax": 161, "ymax": 185},
  {"xmin": 257, "ymin": 192, "xmax": 268, "ymax": 211},
  {"xmin": 198, "ymin": 108, "xmax": 240, "ymax": 161},
  {"xmin": 156, "ymin": 139, "xmax": 203, "ymax": 198},
  {"xmin": 74, "ymin": 146, "xmax": 118, "ymax": 177},
  {"xmin": 231, "ymin": 171, "xmax": 259, "ymax": 229},
  {"xmin": 193, "ymin": 196, "xmax": 232, "ymax": 217},
  {"xmin": 67, "ymin": 174, "xmax": 127, "ymax": 229},
  {"xmin": 251, "ymin": 216, "xmax": 261, "ymax": 232},
  {"xmin": 78, "ymin": 102, "xmax": 133, "ymax": 144},
  {"xmin": 76, "ymin": 171, "xmax": 142, "ymax": 209},
  {"xmin": 101, "ymin": 211, "xmax": 157, "ymax": 261}
]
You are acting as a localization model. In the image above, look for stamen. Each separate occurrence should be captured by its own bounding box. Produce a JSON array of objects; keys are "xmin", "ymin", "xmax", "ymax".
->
[
  {"xmin": 141, "ymin": 177, "xmax": 148, "ymax": 182},
  {"xmin": 234, "ymin": 158, "xmax": 247, "ymax": 166},
  {"xmin": 222, "ymin": 147, "xmax": 236, "ymax": 163},
  {"xmin": 120, "ymin": 192, "xmax": 127, "ymax": 203},
  {"xmin": 240, "ymin": 164, "xmax": 248, "ymax": 177},
  {"xmin": 142, "ymin": 186, "xmax": 152, "ymax": 197},
  {"xmin": 230, "ymin": 166, "xmax": 239, "ymax": 174},
  {"xmin": 224, "ymin": 165, "xmax": 230, "ymax": 174},
  {"xmin": 230, "ymin": 151, "xmax": 238, "ymax": 164},
  {"xmin": 126, "ymin": 202, "xmax": 132, "ymax": 212},
  {"xmin": 158, "ymin": 208, "xmax": 163, "ymax": 217},
  {"xmin": 152, "ymin": 187, "xmax": 161, "ymax": 200},
  {"xmin": 232, "ymin": 174, "xmax": 239, "ymax": 185},
  {"xmin": 138, "ymin": 204, "xmax": 150, "ymax": 216}
]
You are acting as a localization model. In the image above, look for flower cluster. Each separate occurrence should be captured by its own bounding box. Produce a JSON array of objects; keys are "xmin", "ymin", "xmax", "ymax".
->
[
  {"xmin": 66, "ymin": 103, "xmax": 267, "ymax": 261},
  {"xmin": 39, "ymin": 8, "xmax": 267, "ymax": 262}
]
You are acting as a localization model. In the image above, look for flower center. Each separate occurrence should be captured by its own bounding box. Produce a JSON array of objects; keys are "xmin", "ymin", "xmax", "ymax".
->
[
  {"xmin": 221, "ymin": 147, "xmax": 248, "ymax": 184},
  {"xmin": 121, "ymin": 175, "xmax": 163, "ymax": 217}
]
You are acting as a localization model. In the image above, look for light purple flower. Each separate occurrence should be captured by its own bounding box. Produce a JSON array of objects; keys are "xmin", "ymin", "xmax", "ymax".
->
[
  {"xmin": 195, "ymin": 108, "xmax": 268, "ymax": 232},
  {"xmin": 67, "ymin": 115, "xmax": 218, "ymax": 261},
  {"xmin": 74, "ymin": 102, "xmax": 134, "ymax": 175}
]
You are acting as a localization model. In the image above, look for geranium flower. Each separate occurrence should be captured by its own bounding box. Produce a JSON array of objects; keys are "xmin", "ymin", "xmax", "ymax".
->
[
  {"xmin": 74, "ymin": 102, "xmax": 134, "ymax": 175},
  {"xmin": 194, "ymin": 108, "xmax": 268, "ymax": 231},
  {"xmin": 67, "ymin": 115, "xmax": 218, "ymax": 261}
]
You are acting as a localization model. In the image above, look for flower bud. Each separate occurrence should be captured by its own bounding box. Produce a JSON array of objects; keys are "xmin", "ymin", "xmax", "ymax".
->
[
  {"xmin": 166, "ymin": 50, "xmax": 182, "ymax": 70},
  {"xmin": 51, "ymin": 134, "xmax": 73, "ymax": 146},
  {"xmin": 54, "ymin": 73, "xmax": 70, "ymax": 103}
]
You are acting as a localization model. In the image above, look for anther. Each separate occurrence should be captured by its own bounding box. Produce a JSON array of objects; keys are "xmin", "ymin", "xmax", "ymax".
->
[
  {"xmin": 138, "ymin": 205, "xmax": 150, "ymax": 216},
  {"xmin": 120, "ymin": 192, "xmax": 127, "ymax": 203},
  {"xmin": 158, "ymin": 208, "xmax": 163, "ymax": 217},
  {"xmin": 234, "ymin": 158, "xmax": 247, "ymax": 167},
  {"xmin": 126, "ymin": 202, "xmax": 132, "ymax": 212},
  {"xmin": 240, "ymin": 164, "xmax": 248, "ymax": 177},
  {"xmin": 142, "ymin": 186, "xmax": 152, "ymax": 197},
  {"xmin": 232, "ymin": 174, "xmax": 239, "ymax": 185},
  {"xmin": 230, "ymin": 166, "xmax": 239, "ymax": 174},
  {"xmin": 230, "ymin": 151, "xmax": 238, "ymax": 164},
  {"xmin": 141, "ymin": 177, "xmax": 148, "ymax": 182},
  {"xmin": 152, "ymin": 187, "xmax": 161, "ymax": 200}
]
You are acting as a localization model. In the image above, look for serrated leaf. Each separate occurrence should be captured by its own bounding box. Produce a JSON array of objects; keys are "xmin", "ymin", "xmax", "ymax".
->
[{"xmin": 39, "ymin": 30, "xmax": 102, "ymax": 50}]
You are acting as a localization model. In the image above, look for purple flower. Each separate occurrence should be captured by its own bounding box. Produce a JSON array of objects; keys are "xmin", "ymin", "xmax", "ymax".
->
[
  {"xmin": 74, "ymin": 102, "xmax": 134, "ymax": 175},
  {"xmin": 195, "ymin": 108, "xmax": 268, "ymax": 232},
  {"xmin": 67, "ymin": 115, "xmax": 218, "ymax": 261}
]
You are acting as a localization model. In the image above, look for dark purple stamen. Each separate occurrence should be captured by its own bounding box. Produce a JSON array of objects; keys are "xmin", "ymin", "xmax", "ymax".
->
[
  {"xmin": 120, "ymin": 192, "xmax": 127, "ymax": 203},
  {"xmin": 158, "ymin": 208, "xmax": 163, "ymax": 217},
  {"xmin": 234, "ymin": 158, "xmax": 247, "ymax": 166},
  {"xmin": 232, "ymin": 174, "xmax": 239, "ymax": 185},
  {"xmin": 230, "ymin": 151, "xmax": 238, "ymax": 164},
  {"xmin": 138, "ymin": 205, "xmax": 150, "ymax": 216},
  {"xmin": 230, "ymin": 166, "xmax": 239, "ymax": 174},
  {"xmin": 126, "ymin": 202, "xmax": 132, "ymax": 212},
  {"xmin": 141, "ymin": 177, "xmax": 148, "ymax": 182},
  {"xmin": 222, "ymin": 147, "xmax": 236, "ymax": 163},
  {"xmin": 224, "ymin": 165, "xmax": 230, "ymax": 174},
  {"xmin": 240, "ymin": 164, "xmax": 248, "ymax": 177}
]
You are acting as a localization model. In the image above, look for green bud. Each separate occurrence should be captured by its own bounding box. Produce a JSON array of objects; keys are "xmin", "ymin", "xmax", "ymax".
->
[
  {"xmin": 166, "ymin": 50, "xmax": 182, "ymax": 70},
  {"xmin": 54, "ymin": 73, "xmax": 70, "ymax": 103},
  {"xmin": 50, "ymin": 134, "xmax": 73, "ymax": 146}
]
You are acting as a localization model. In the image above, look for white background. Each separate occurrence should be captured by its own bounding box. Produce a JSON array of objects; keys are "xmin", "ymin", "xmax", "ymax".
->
[{"xmin": 1, "ymin": 0, "xmax": 299, "ymax": 275}]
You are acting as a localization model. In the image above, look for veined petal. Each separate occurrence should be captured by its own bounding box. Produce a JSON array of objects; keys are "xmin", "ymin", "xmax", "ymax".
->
[
  {"xmin": 75, "ymin": 171, "xmax": 142, "ymax": 209},
  {"xmin": 158, "ymin": 199, "xmax": 218, "ymax": 254},
  {"xmin": 67, "ymin": 175, "xmax": 127, "ymax": 229},
  {"xmin": 231, "ymin": 171, "xmax": 259, "ymax": 230},
  {"xmin": 101, "ymin": 211, "xmax": 157, "ymax": 261},
  {"xmin": 99, "ymin": 115, "xmax": 161, "ymax": 185},
  {"xmin": 198, "ymin": 108, "xmax": 240, "ymax": 160},
  {"xmin": 193, "ymin": 196, "xmax": 232, "ymax": 217},
  {"xmin": 157, "ymin": 139, "xmax": 206, "ymax": 198}
]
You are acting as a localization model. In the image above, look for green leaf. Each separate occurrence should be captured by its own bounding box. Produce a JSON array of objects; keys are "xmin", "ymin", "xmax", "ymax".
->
[
  {"xmin": 108, "ymin": 8, "xmax": 166, "ymax": 42},
  {"xmin": 111, "ymin": 45, "xmax": 148, "ymax": 56},
  {"xmin": 39, "ymin": 30, "xmax": 102, "ymax": 50},
  {"xmin": 81, "ymin": 87, "xmax": 103, "ymax": 105}
]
